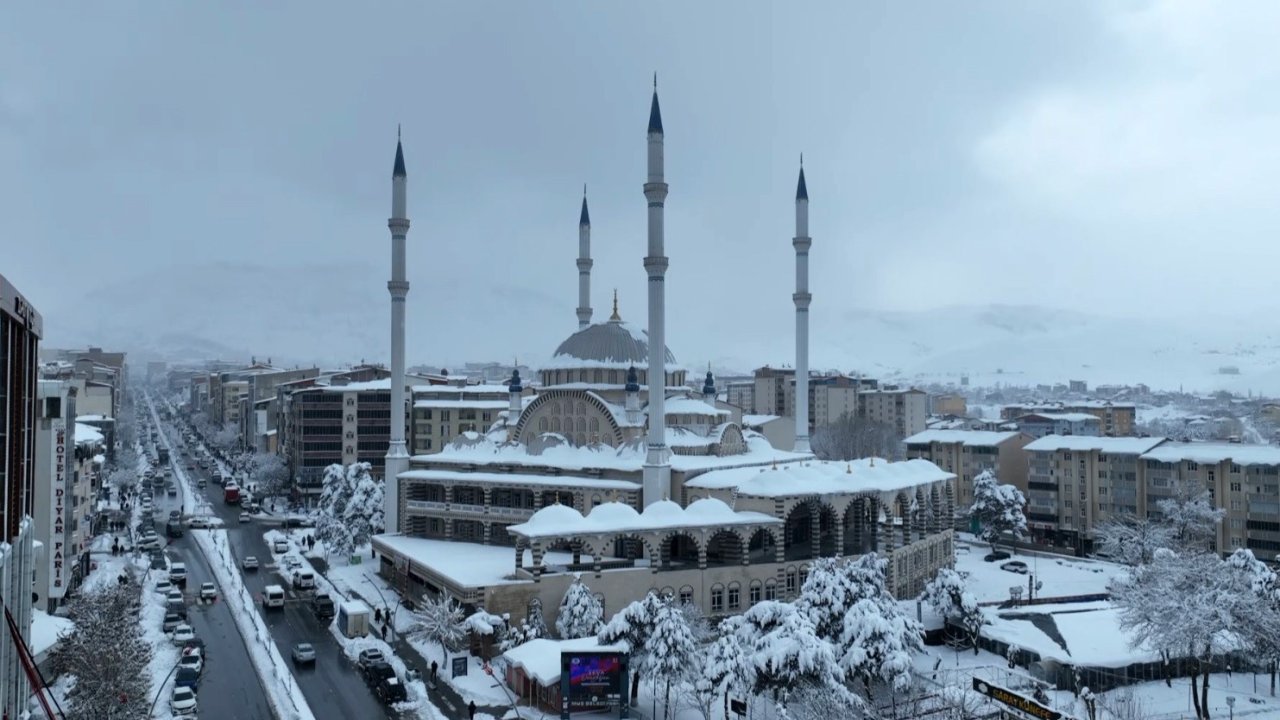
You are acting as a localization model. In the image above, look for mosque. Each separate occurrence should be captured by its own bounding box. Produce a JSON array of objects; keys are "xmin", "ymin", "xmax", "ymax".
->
[{"xmin": 372, "ymin": 84, "xmax": 957, "ymax": 627}]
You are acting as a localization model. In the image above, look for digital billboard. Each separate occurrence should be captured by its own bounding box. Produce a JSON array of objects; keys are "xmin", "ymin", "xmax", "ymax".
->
[{"xmin": 563, "ymin": 652, "xmax": 624, "ymax": 709}]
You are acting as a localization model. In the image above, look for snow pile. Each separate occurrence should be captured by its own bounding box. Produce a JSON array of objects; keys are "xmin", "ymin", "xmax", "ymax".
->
[
  {"xmin": 29, "ymin": 610, "xmax": 73, "ymax": 663},
  {"xmin": 147, "ymin": 397, "xmax": 316, "ymax": 720}
]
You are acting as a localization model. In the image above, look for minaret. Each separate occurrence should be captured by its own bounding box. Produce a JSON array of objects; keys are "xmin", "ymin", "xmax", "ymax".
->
[
  {"xmin": 702, "ymin": 366, "xmax": 717, "ymax": 404},
  {"xmin": 384, "ymin": 130, "xmax": 411, "ymax": 533},
  {"xmin": 506, "ymin": 367, "xmax": 523, "ymax": 433},
  {"xmin": 642, "ymin": 76, "xmax": 671, "ymax": 506},
  {"xmin": 793, "ymin": 157, "xmax": 812, "ymax": 453},
  {"xmin": 577, "ymin": 187, "xmax": 593, "ymax": 329}
]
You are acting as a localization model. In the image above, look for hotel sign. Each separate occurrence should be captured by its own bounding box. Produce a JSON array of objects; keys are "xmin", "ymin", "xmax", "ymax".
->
[
  {"xmin": 971, "ymin": 677, "xmax": 1063, "ymax": 720},
  {"xmin": 50, "ymin": 425, "xmax": 68, "ymax": 598}
]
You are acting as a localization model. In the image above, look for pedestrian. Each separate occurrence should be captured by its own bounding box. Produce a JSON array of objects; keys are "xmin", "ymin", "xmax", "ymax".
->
[
  {"xmin": 468, "ymin": 700, "xmax": 476, "ymax": 719},
  {"xmin": 375, "ymin": 607, "xmax": 383, "ymax": 623},
  {"xmin": 379, "ymin": 623, "xmax": 386, "ymax": 640},
  {"xmin": 430, "ymin": 660, "xmax": 438, "ymax": 683}
]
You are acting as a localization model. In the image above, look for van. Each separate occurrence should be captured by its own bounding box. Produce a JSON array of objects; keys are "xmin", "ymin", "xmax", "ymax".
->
[
  {"xmin": 264, "ymin": 584, "xmax": 286, "ymax": 609},
  {"xmin": 293, "ymin": 571, "xmax": 316, "ymax": 590}
]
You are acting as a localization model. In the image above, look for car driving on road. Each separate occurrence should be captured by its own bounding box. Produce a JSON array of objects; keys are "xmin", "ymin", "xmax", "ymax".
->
[{"xmin": 291, "ymin": 642, "xmax": 316, "ymax": 665}]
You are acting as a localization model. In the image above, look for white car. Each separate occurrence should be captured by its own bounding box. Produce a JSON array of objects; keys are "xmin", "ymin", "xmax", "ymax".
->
[
  {"xmin": 177, "ymin": 649, "xmax": 204, "ymax": 674},
  {"xmin": 170, "ymin": 686, "xmax": 198, "ymax": 716},
  {"xmin": 238, "ymin": 511, "xmax": 251, "ymax": 523},
  {"xmin": 154, "ymin": 579, "xmax": 172, "ymax": 594},
  {"xmin": 242, "ymin": 556, "xmax": 259, "ymax": 571},
  {"xmin": 171, "ymin": 624, "xmax": 195, "ymax": 645},
  {"xmin": 199, "ymin": 582, "xmax": 217, "ymax": 601},
  {"xmin": 166, "ymin": 589, "xmax": 184, "ymax": 605},
  {"xmin": 273, "ymin": 539, "xmax": 289, "ymax": 553}
]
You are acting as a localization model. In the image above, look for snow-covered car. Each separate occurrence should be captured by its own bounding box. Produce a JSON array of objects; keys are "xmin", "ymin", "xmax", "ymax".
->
[
  {"xmin": 238, "ymin": 511, "xmax": 251, "ymax": 523},
  {"xmin": 356, "ymin": 648, "xmax": 386, "ymax": 670},
  {"xmin": 242, "ymin": 556, "xmax": 259, "ymax": 571},
  {"xmin": 291, "ymin": 642, "xmax": 316, "ymax": 664},
  {"xmin": 199, "ymin": 582, "xmax": 217, "ymax": 601},
  {"xmin": 154, "ymin": 579, "xmax": 172, "ymax": 594},
  {"xmin": 171, "ymin": 624, "xmax": 195, "ymax": 645},
  {"xmin": 1000, "ymin": 560, "xmax": 1029, "ymax": 575},
  {"xmin": 162, "ymin": 613, "xmax": 183, "ymax": 633},
  {"xmin": 170, "ymin": 686, "xmax": 198, "ymax": 716},
  {"xmin": 187, "ymin": 516, "xmax": 211, "ymax": 529},
  {"xmin": 273, "ymin": 539, "xmax": 289, "ymax": 553},
  {"xmin": 284, "ymin": 555, "xmax": 302, "ymax": 570},
  {"xmin": 166, "ymin": 589, "xmax": 184, "ymax": 605},
  {"xmin": 177, "ymin": 650, "xmax": 204, "ymax": 674},
  {"xmin": 196, "ymin": 479, "xmax": 207, "ymax": 489}
]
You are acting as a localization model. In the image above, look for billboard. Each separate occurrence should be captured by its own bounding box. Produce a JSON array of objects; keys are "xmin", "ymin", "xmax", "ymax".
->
[
  {"xmin": 563, "ymin": 652, "xmax": 623, "ymax": 709},
  {"xmin": 48, "ymin": 425, "xmax": 68, "ymax": 599}
]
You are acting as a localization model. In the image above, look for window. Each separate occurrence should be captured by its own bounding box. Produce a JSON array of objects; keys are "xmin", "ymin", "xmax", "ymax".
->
[
  {"xmin": 749, "ymin": 580, "xmax": 762, "ymax": 605},
  {"xmin": 441, "ymin": 410, "xmax": 451, "ymax": 421},
  {"xmin": 711, "ymin": 586, "xmax": 724, "ymax": 613},
  {"xmin": 679, "ymin": 586, "xmax": 694, "ymax": 606},
  {"xmin": 785, "ymin": 568, "xmax": 797, "ymax": 595},
  {"xmin": 764, "ymin": 580, "xmax": 777, "ymax": 601},
  {"xmin": 728, "ymin": 583, "xmax": 740, "ymax": 610},
  {"xmin": 1230, "ymin": 482, "xmax": 1241, "ymax": 492},
  {"xmin": 441, "ymin": 425, "xmax": 450, "ymax": 439}
]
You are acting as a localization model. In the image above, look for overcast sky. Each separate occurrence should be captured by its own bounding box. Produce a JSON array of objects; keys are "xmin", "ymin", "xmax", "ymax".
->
[{"xmin": 5, "ymin": 2, "xmax": 1280, "ymax": 369}]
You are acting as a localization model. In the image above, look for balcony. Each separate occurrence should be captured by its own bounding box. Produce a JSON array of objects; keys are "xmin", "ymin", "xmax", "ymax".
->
[{"xmin": 404, "ymin": 500, "xmax": 533, "ymax": 520}]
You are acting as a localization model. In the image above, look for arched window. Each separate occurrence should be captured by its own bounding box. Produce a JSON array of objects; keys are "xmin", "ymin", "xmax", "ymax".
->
[
  {"xmin": 749, "ymin": 579, "xmax": 762, "ymax": 605},
  {"xmin": 591, "ymin": 494, "xmax": 602, "ymax": 507},
  {"xmin": 589, "ymin": 417, "xmax": 599, "ymax": 432},
  {"xmin": 552, "ymin": 401, "xmax": 562, "ymax": 415},
  {"xmin": 576, "ymin": 433, "xmax": 587, "ymax": 446},
  {"xmin": 786, "ymin": 567, "xmax": 798, "ymax": 596},
  {"xmin": 800, "ymin": 564, "xmax": 810, "ymax": 587},
  {"xmin": 710, "ymin": 583, "xmax": 725, "ymax": 613},
  {"xmin": 576, "ymin": 418, "xmax": 586, "ymax": 433},
  {"xmin": 551, "ymin": 418, "xmax": 561, "ymax": 433},
  {"xmin": 593, "ymin": 369, "xmax": 603, "ymax": 384},
  {"xmin": 679, "ymin": 585, "xmax": 694, "ymax": 606},
  {"xmin": 727, "ymin": 582, "xmax": 741, "ymax": 610},
  {"xmin": 538, "ymin": 417, "xmax": 548, "ymax": 432},
  {"xmin": 661, "ymin": 586, "xmax": 675, "ymax": 601},
  {"xmin": 764, "ymin": 579, "xmax": 778, "ymax": 601},
  {"xmin": 577, "ymin": 401, "xmax": 587, "ymax": 415}
]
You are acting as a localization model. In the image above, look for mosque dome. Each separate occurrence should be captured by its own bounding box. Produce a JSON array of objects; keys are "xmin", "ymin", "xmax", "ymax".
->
[{"xmin": 549, "ymin": 318, "xmax": 676, "ymax": 368}]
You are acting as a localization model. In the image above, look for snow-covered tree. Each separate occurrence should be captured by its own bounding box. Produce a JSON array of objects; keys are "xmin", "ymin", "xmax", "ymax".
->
[
  {"xmin": 248, "ymin": 451, "xmax": 290, "ymax": 499},
  {"xmin": 556, "ymin": 577, "xmax": 604, "ymax": 639},
  {"xmin": 731, "ymin": 600, "xmax": 849, "ymax": 710},
  {"xmin": 644, "ymin": 599, "xmax": 698, "ymax": 719},
  {"xmin": 406, "ymin": 593, "xmax": 467, "ymax": 663},
  {"xmin": 1092, "ymin": 513, "xmax": 1173, "ymax": 566},
  {"xmin": 678, "ymin": 598, "xmax": 714, "ymax": 645},
  {"xmin": 210, "ymin": 421, "xmax": 240, "ymax": 452},
  {"xmin": 839, "ymin": 596, "xmax": 924, "ymax": 698},
  {"xmin": 599, "ymin": 590, "xmax": 667, "ymax": 704},
  {"xmin": 1155, "ymin": 477, "xmax": 1225, "ymax": 555},
  {"xmin": 797, "ymin": 555, "xmax": 885, "ymax": 642},
  {"xmin": 968, "ymin": 469, "xmax": 1027, "ymax": 552},
  {"xmin": 811, "ymin": 412, "xmax": 902, "ymax": 462},
  {"xmin": 343, "ymin": 462, "xmax": 384, "ymax": 547},
  {"xmin": 313, "ymin": 463, "xmax": 355, "ymax": 556},
  {"xmin": 1112, "ymin": 548, "xmax": 1269, "ymax": 719},
  {"xmin": 50, "ymin": 583, "xmax": 152, "ymax": 719},
  {"xmin": 921, "ymin": 568, "xmax": 986, "ymax": 654},
  {"xmin": 699, "ymin": 629, "xmax": 754, "ymax": 720},
  {"xmin": 1225, "ymin": 548, "xmax": 1280, "ymax": 695}
]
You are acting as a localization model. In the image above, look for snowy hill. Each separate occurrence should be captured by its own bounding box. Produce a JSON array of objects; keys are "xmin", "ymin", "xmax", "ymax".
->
[{"xmin": 39, "ymin": 264, "xmax": 1280, "ymax": 395}]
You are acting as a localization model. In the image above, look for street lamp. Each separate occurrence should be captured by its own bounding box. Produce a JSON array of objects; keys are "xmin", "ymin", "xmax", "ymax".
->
[
  {"xmin": 148, "ymin": 657, "xmax": 184, "ymax": 717},
  {"xmin": 1227, "ymin": 696, "xmax": 1236, "ymax": 720}
]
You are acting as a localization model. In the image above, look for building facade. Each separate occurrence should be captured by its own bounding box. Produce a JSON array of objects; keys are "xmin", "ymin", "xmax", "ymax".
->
[
  {"xmin": 282, "ymin": 380, "xmax": 392, "ymax": 502},
  {"xmin": 1014, "ymin": 412, "xmax": 1102, "ymax": 439},
  {"xmin": 904, "ymin": 429, "xmax": 1034, "ymax": 509},
  {"xmin": 1002, "ymin": 401, "xmax": 1136, "ymax": 437},
  {"xmin": 410, "ymin": 383, "xmax": 513, "ymax": 455}
]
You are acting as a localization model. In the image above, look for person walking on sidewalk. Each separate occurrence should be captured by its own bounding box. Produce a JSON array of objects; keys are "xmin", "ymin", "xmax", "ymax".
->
[
  {"xmin": 468, "ymin": 700, "xmax": 476, "ymax": 719},
  {"xmin": 430, "ymin": 660, "xmax": 438, "ymax": 684}
]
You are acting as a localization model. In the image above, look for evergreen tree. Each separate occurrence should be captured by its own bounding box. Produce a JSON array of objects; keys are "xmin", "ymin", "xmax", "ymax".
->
[
  {"xmin": 968, "ymin": 469, "xmax": 1027, "ymax": 553},
  {"xmin": 555, "ymin": 577, "xmax": 603, "ymax": 639},
  {"xmin": 50, "ymin": 583, "xmax": 152, "ymax": 719},
  {"xmin": 921, "ymin": 568, "xmax": 987, "ymax": 654},
  {"xmin": 313, "ymin": 463, "xmax": 354, "ymax": 556},
  {"xmin": 344, "ymin": 462, "xmax": 384, "ymax": 546},
  {"xmin": 524, "ymin": 597, "xmax": 549, "ymax": 641},
  {"xmin": 644, "ymin": 600, "xmax": 698, "ymax": 720},
  {"xmin": 699, "ymin": 628, "xmax": 754, "ymax": 720},
  {"xmin": 599, "ymin": 591, "xmax": 666, "ymax": 704}
]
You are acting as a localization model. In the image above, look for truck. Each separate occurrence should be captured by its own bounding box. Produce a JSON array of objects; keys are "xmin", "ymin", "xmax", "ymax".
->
[
  {"xmin": 312, "ymin": 592, "xmax": 335, "ymax": 620},
  {"xmin": 224, "ymin": 483, "xmax": 240, "ymax": 505}
]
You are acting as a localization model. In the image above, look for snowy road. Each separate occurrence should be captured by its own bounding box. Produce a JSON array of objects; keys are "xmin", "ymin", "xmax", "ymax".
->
[
  {"xmin": 162, "ymin": 420, "xmax": 396, "ymax": 720},
  {"xmin": 153, "ymin": 489, "xmax": 275, "ymax": 719}
]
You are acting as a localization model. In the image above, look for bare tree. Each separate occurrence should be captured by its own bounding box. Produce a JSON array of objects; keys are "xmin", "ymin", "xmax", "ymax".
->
[{"xmin": 811, "ymin": 412, "xmax": 902, "ymax": 461}]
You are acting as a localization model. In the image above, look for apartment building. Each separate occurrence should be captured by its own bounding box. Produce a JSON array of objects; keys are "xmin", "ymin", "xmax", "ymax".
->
[
  {"xmin": 1140, "ymin": 443, "xmax": 1280, "ymax": 560},
  {"xmin": 0, "ymin": 273, "xmax": 41, "ymax": 717},
  {"xmin": 1014, "ymin": 412, "xmax": 1102, "ymax": 439},
  {"xmin": 1002, "ymin": 401, "xmax": 1136, "ymax": 436},
  {"xmin": 281, "ymin": 379, "xmax": 392, "ymax": 503},
  {"xmin": 725, "ymin": 381, "xmax": 754, "ymax": 412},
  {"xmin": 859, "ymin": 388, "xmax": 928, "ymax": 438},
  {"xmin": 751, "ymin": 367, "xmax": 924, "ymax": 438},
  {"xmin": 410, "ymin": 383, "xmax": 513, "ymax": 455},
  {"xmin": 1023, "ymin": 435, "xmax": 1166, "ymax": 551},
  {"xmin": 904, "ymin": 429, "xmax": 1033, "ymax": 508},
  {"xmin": 931, "ymin": 394, "xmax": 967, "ymax": 417},
  {"xmin": 236, "ymin": 367, "xmax": 320, "ymax": 451}
]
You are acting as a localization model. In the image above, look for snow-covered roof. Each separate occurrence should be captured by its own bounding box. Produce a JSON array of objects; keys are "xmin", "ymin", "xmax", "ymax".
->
[
  {"xmin": 74, "ymin": 422, "xmax": 104, "ymax": 446},
  {"xmin": 664, "ymin": 396, "xmax": 728, "ymax": 416},
  {"xmin": 30, "ymin": 610, "xmax": 73, "ymax": 662},
  {"xmin": 503, "ymin": 637, "xmax": 627, "ymax": 686},
  {"xmin": 415, "ymin": 433, "xmax": 810, "ymax": 474},
  {"xmin": 399, "ymin": 467, "xmax": 641, "ymax": 491},
  {"xmin": 904, "ymin": 430, "xmax": 1023, "ymax": 447},
  {"xmin": 413, "ymin": 399, "xmax": 510, "ymax": 410},
  {"xmin": 372, "ymin": 534, "xmax": 596, "ymax": 587},
  {"xmin": 1140, "ymin": 442, "xmax": 1280, "ymax": 467},
  {"xmin": 741, "ymin": 414, "xmax": 781, "ymax": 426},
  {"xmin": 75, "ymin": 414, "xmax": 112, "ymax": 422},
  {"xmin": 413, "ymin": 383, "xmax": 512, "ymax": 395},
  {"xmin": 686, "ymin": 458, "xmax": 953, "ymax": 498},
  {"xmin": 319, "ymin": 379, "xmax": 391, "ymax": 392},
  {"xmin": 547, "ymin": 319, "xmax": 676, "ymax": 370},
  {"xmin": 507, "ymin": 498, "xmax": 780, "ymax": 540},
  {"xmin": 1017, "ymin": 412, "xmax": 1100, "ymax": 423},
  {"xmin": 1024, "ymin": 435, "xmax": 1166, "ymax": 454}
]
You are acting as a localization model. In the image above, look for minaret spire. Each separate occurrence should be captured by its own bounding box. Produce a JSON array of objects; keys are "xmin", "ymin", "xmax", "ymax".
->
[
  {"xmin": 385, "ymin": 130, "xmax": 412, "ymax": 531},
  {"xmin": 577, "ymin": 185, "xmax": 593, "ymax": 329},
  {"xmin": 643, "ymin": 77, "xmax": 671, "ymax": 507},
  {"xmin": 793, "ymin": 157, "xmax": 812, "ymax": 453}
]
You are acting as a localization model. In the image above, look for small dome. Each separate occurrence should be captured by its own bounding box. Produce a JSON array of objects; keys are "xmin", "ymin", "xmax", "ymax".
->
[
  {"xmin": 525, "ymin": 503, "xmax": 584, "ymax": 530},
  {"xmin": 585, "ymin": 502, "xmax": 641, "ymax": 529},
  {"xmin": 550, "ymin": 320, "xmax": 676, "ymax": 367},
  {"xmin": 639, "ymin": 499, "xmax": 685, "ymax": 524}
]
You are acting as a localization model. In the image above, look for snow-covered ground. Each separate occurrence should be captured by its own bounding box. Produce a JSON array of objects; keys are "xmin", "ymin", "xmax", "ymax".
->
[
  {"xmin": 148, "ymin": 397, "xmax": 317, "ymax": 720},
  {"xmin": 954, "ymin": 536, "xmax": 1121, "ymax": 603}
]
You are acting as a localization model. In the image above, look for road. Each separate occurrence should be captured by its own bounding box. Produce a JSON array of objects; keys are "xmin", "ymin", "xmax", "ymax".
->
[
  {"xmin": 160, "ymin": 418, "xmax": 395, "ymax": 720},
  {"xmin": 149, "ymin": 460, "xmax": 274, "ymax": 719}
]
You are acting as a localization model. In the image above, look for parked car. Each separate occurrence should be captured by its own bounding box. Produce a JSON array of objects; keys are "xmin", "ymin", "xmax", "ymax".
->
[
  {"xmin": 363, "ymin": 660, "xmax": 397, "ymax": 688},
  {"xmin": 983, "ymin": 550, "xmax": 1012, "ymax": 563},
  {"xmin": 199, "ymin": 582, "xmax": 217, "ymax": 601},
  {"xmin": 161, "ymin": 613, "xmax": 183, "ymax": 633},
  {"xmin": 375, "ymin": 676, "xmax": 407, "ymax": 704},
  {"xmin": 196, "ymin": 479, "xmax": 207, "ymax": 489},
  {"xmin": 171, "ymin": 624, "xmax": 195, "ymax": 645},
  {"xmin": 273, "ymin": 539, "xmax": 289, "ymax": 553},
  {"xmin": 182, "ymin": 637, "xmax": 207, "ymax": 655},
  {"xmin": 168, "ymin": 510, "xmax": 182, "ymax": 520},
  {"xmin": 167, "ymin": 486, "xmax": 177, "ymax": 497},
  {"xmin": 170, "ymin": 686, "xmax": 198, "ymax": 716},
  {"xmin": 312, "ymin": 592, "xmax": 335, "ymax": 620},
  {"xmin": 291, "ymin": 642, "xmax": 316, "ymax": 664},
  {"xmin": 357, "ymin": 648, "xmax": 386, "ymax": 671},
  {"xmin": 1000, "ymin": 560, "xmax": 1030, "ymax": 575},
  {"xmin": 242, "ymin": 556, "xmax": 259, "ymax": 571},
  {"xmin": 154, "ymin": 578, "xmax": 172, "ymax": 594},
  {"xmin": 174, "ymin": 666, "xmax": 200, "ymax": 691},
  {"xmin": 166, "ymin": 601, "xmax": 188, "ymax": 620},
  {"xmin": 292, "ymin": 571, "xmax": 316, "ymax": 591},
  {"xmin": 178, "ymin": 650, "xmax": 204, "ymax": 674}
]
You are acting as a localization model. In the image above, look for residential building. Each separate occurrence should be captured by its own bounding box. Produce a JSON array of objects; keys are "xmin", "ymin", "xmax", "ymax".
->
[
  {"xmin": 1002, "ymin": 401, "xmax": 1136, "ymax": 436},
  {"xmin": 281, "ymin": 379, "xmax": 392, "ymax": 503},
  {"xmin": 724, "ymin": 381, "xmax": 754, "ymax": 413},
  {"xmin": 1022, "ymin": 435, "xmax": 1167, "ymax": 552},
  {"xmin": 931, "ymin": 394, "xmax": 967, "ymax": 417},
  {"xmin": 1014, "ymin": 412, "xmax": 1102, "ymax": 439},
  {"xmin": 751, "ymin": 367, "xmax": 924, "ymax": 438},
  {"xmin": 859, "ymin": 388, "xmax": 929, "ymax": 438},
  {"xmin": 740, "ymin": 414, "xmax": 794, "ymax": 452},
  {"xmin": 410, "ymin": 383, "xmax": 514, "ymax": 455},
  {"xmin": 0, "ymin": 273, "xmax": 40, "ymax": 717},
  {"xmin": 752, "ymin": 366, "xmax": 795, "ymax": 417},
  {"xmin": 904, "ymin": 429, "xmax": 1034, "ymax": 510}
]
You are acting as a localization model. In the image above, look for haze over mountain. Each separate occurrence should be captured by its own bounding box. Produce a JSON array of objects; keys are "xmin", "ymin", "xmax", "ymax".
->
[{"xmin": 42, "ymin": 263, "xmax": 1280, "ymax": 396}]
